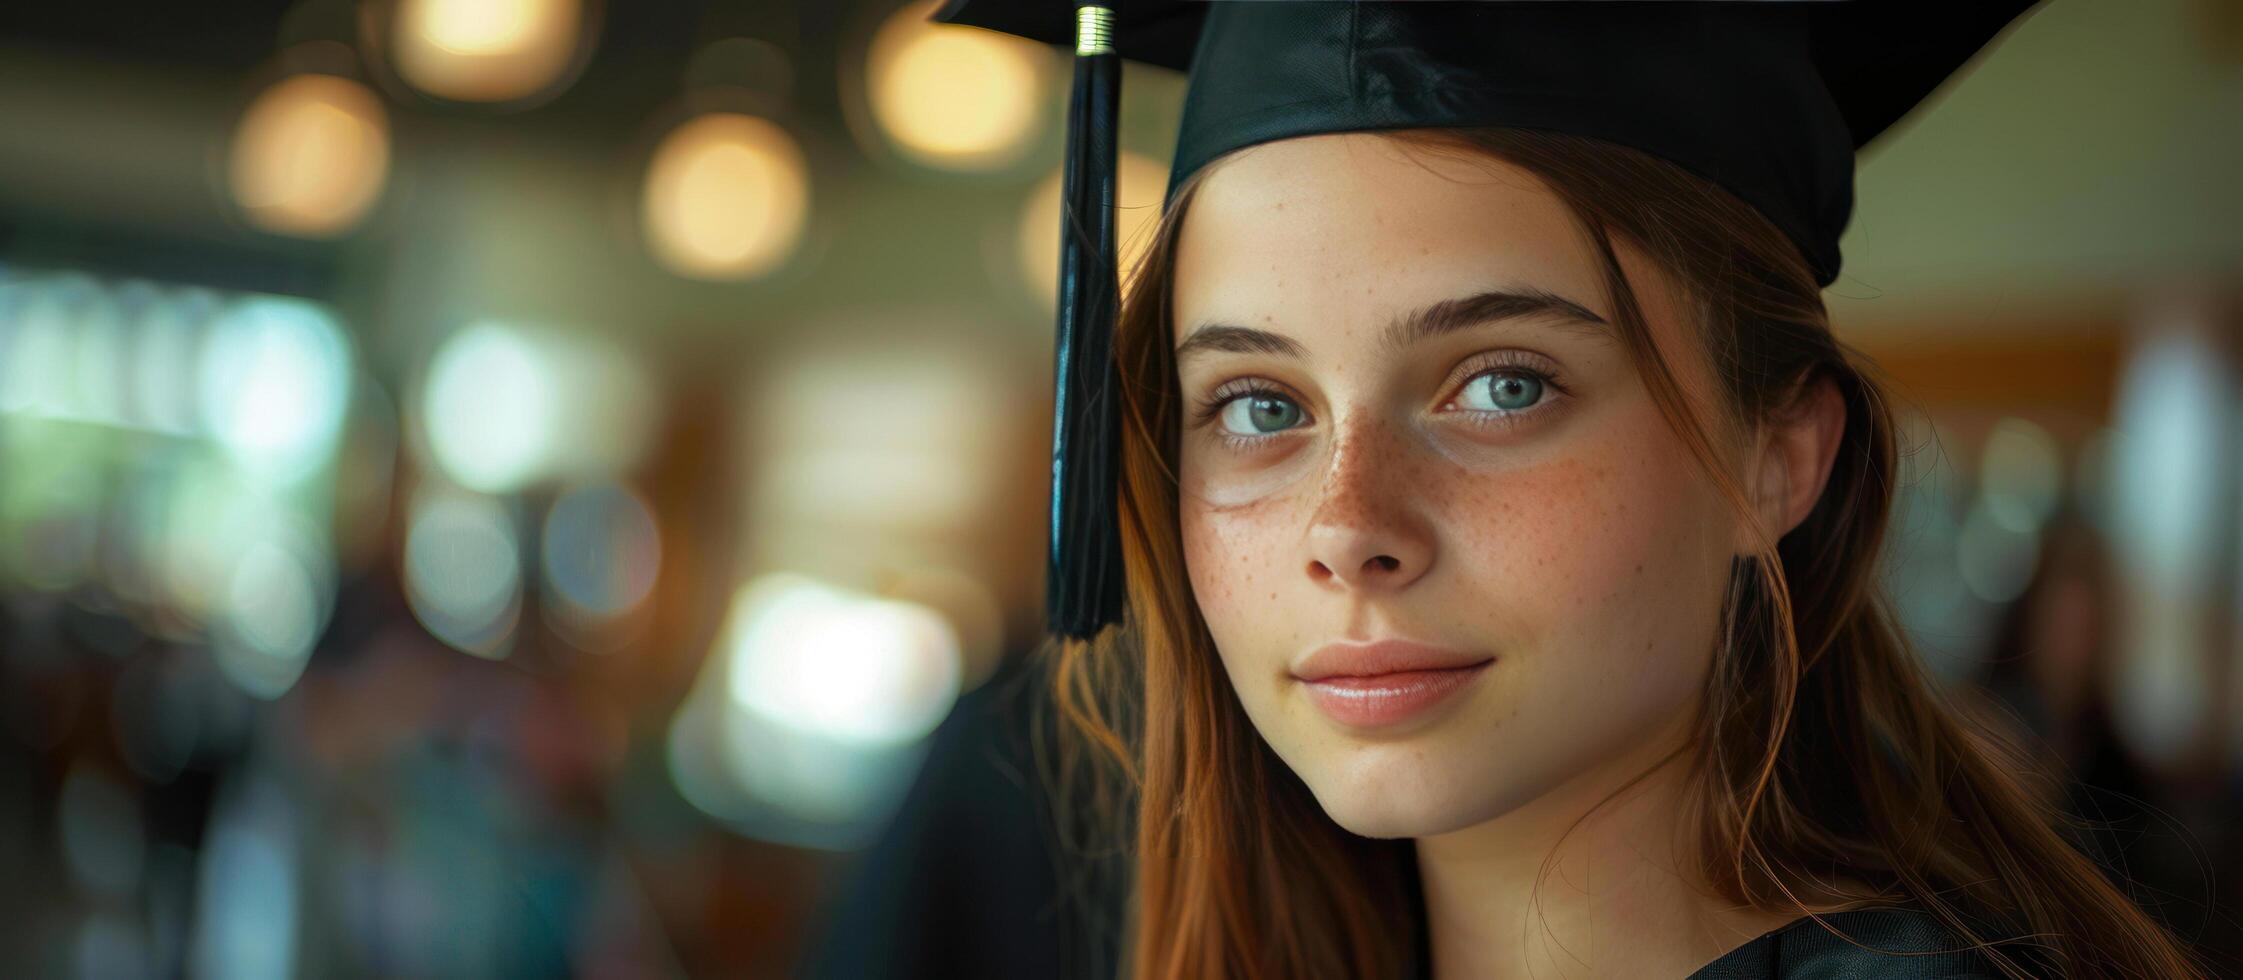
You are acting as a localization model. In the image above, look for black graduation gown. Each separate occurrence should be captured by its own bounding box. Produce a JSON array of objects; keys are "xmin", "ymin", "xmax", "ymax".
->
[{"xmin": 1686, "ymin": 907, "xmax": 2004, "ymax": 979}]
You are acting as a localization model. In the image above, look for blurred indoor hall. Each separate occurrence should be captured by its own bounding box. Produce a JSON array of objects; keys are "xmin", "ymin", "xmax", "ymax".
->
[{"xmin": 0, "ymin": 0, "xmax": 2239, "ymax": 976}]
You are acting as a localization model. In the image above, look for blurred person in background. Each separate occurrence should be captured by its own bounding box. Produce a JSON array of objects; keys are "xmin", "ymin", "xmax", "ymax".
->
[{"xmin": 1968, "ymin": 507, "xmax": 2237, "ymax": 963}]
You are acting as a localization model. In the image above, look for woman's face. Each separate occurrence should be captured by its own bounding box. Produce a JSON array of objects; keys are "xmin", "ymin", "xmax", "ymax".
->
[{"xmin": 1173, "ymin": 133, "xmax": 1747, "ymax": 839}]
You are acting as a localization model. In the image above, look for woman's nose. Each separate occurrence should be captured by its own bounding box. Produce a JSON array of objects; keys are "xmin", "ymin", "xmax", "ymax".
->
[{"xmin": 1301, "ymin": 415, "xmax": 1436, "ymax": 596}]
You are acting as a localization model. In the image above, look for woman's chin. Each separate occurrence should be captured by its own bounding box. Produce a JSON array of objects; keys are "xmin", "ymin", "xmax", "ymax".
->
[
  {"xmin": 1296, "ymin": 750, "xmax": 1524, "ymax": 840},
  {"xmin": 1316, "ymin": 792, "xmax": 1494, "ymax": 840}
]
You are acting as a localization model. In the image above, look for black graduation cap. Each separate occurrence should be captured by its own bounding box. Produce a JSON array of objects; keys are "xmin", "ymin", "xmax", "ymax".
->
[{"xmin": 930, "ymin": 0, "xmax": 2042, "ymax": 640}]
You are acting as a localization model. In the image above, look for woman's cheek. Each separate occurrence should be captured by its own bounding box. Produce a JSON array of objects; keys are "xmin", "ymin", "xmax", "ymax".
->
[
  {"xmin": 1179, "ymin": 496, "xmax": 1274, "ymax": 634},
  {"xmin": 1438, "ymin": 446, "xmax": 1713, "ymax": 657},
  {"xmin": 1439, "ymin": 456, "xmax": 1612, "ymax": 597}
]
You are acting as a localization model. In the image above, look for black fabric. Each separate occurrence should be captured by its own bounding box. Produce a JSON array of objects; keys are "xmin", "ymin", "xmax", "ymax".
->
[
  {"xmin": 797, "ymin": 661, "xmax": 1065, "ymax": 979},
  {"xmin": 797, "ymin": 657, "xmax": 1124, "ymax": 980},
  {"xmin": 1167, "ymin": 2, "xmax": 1853, "ymax": 286},
  {"xmin": 932, "ymin": 0, "xmax": 2040, "ymax": 289},
  {"xmin": 1379, "ymin": 905, "xmax": 2018, "ymax": 979},
  {"xmin": 1685, "ymin": 907, "xmax": 2008, "ymax": 980},
  {"xmin": 1046, "ymin": 23, "xmax": 1129, "ymax": 639}
]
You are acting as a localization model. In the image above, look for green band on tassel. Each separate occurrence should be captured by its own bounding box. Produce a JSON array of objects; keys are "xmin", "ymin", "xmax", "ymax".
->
[{"xmin": 1076, "ymin": 6, "xmax": 1115, "ymax": 56}]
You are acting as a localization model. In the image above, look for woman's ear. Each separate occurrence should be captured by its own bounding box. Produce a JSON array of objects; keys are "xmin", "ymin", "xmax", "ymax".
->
[{"xmin": 1738, "ymin": 374, "xmax": 1847, "ymax": 554}]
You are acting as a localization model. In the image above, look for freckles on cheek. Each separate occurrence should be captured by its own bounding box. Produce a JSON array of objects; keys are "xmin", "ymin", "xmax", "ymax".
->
[
  {"xmin": 1438, "ymin": 452, "xmax": 1685, "ymax": 620},
  {"xmin": 1180, "ymin": 498, "xmax": 1289, "ymax": 620}
]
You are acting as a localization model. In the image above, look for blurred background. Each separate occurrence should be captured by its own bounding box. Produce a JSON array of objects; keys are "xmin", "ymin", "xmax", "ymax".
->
[{"xmin": 0, "ymin": 0, "xmax": 2237, "ymax": 977}]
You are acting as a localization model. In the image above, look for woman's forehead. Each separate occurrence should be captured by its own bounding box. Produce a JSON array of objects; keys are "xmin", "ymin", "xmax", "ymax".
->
[{"xmin": 1171, "ymin": 133, "xmax": 1617, "ymax": 347}]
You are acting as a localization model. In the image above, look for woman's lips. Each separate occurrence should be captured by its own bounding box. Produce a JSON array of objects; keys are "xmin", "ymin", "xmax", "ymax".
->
[{"xmin": 1298, "ymin": 661, "xmax": 1492, "ymax": 728}]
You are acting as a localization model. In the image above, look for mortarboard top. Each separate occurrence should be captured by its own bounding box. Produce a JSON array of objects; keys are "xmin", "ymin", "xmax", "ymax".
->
[{"xmin": 930, "ymin": 0, "xmax": 2043, "ymax": 640}]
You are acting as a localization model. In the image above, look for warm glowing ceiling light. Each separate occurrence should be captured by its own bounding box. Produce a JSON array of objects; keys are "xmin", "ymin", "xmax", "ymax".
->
[
  {"xmin": 864, "ymin": 0, "xmax": 1047, "ymax": 170},
  {"xmin": 1018, "ymin": 151, "xmax": 1168, "ymax": 307},
  {"xmin": 392, "ymin": 0, "xmax": 583, "ymax": 103},
  {"xmin": 228, "ymin": 73, "xmax": 390, "ymax": 238},
  {"xmin": 641, "ymin": 113, "xmax": 810, "ymax": 281}
]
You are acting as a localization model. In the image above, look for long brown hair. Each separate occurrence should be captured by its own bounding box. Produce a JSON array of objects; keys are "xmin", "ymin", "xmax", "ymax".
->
[{"xmin": 1036, "ymin": 127, "xmax": 2205, "ymax": 980}]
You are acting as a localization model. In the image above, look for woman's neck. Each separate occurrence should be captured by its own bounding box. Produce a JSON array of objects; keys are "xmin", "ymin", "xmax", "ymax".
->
[{"xmin": 1413, "ymin": 719, "xmax": 1803, "ymax": 980}]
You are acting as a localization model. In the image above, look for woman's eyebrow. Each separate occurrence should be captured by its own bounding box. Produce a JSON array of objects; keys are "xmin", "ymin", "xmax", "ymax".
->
[
  {"xmin": 1174, "ymin": 286, "xmax": 1610, "ymax": 364},
  {"xmin": 1387, "ymin": 287, "xmax": 1611, "ymax": 353}
]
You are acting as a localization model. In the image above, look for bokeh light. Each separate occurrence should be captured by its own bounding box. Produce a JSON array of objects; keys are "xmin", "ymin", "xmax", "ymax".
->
[
  {"xmin": 736, "ymin": 337, "xmax": 1035, "ymax": 695},
  {"xmin": 1978, "ymin": 416, "xmax": 2064, "ymax": 533},
  {"xmin": 0, "ymin": 411, "xmax": 109, "ymax": 593},
  {"xmin": 0, "ymin": 276, "xmax": 48, "ymax": 414},
  {"xmin": 153, "ymin": 475, "xmax": 344, "ymax": 702},
  {"xmin": 419, "ymin": 322, "xmax": 658, "ymax": 495},
  {"xmin": 2109, "ymin": 333, "xmax": 2231, "ymax": 586},
  {"xmin": 62, "ymin": 283, "xmax": 129, "ymax": 425},
  {"xmin": 641, "ymin": 112, "xmax": 810, "ymax": 281},
  {"xmin": 228, "ymin": 73, "xmax": 390, "ymax": 238},
  {"xmin": 1017, "ymin": 150, "xmax": 1169, "ymax": 307},
  {"xmin": 421, "ymin": 323, "xmax": 555, "ymax": 495},
  {"xmin": 877, "ymin": 564, "xmax": 1008, "ymax": 694},
  {"xmin": 402, "ymin": 485, "xmax": 523, "ymax": 659},
  {"xmin": 197, "ymin": 296, "xmax": 354, "ymax": 482},
  {"xmin": 666, "ymin": 572, "xmax": 966, "ymax": 844},
  {"xmin": 2107, "ymin": 326, "xmax": 2233, "ymax": 767},
  {"xmin": 753, "ymin": 344, "xmax": 1012, "ymax": 535},
  {"xmin": 125, "ymin": 282, "xmax": 218, "ymax": 436},
  {"xmin": 189, "ymin": 776, "xmax": 298, "ymax": 980},
  {"xmin": 214, "ymin": 535, "xmax": 332, "ymax": 700},
  {"xmin": 722, "ymin": 572, "xmax": 961, "ymax": 748},
  {"xmin": 863, "ymin": 0, "xmax": 1049, "ymax": 170},
  {"xmin": 1879, "ymin": 415, "xmax": 1991, "ymax": 680},
  {"xmin": 540, "ymin": 480, "xmax": 661, "ymax": 627},
  {"xmin": 1956, "ymin": 497, "xmax": 2042, "ymax": 604},
  {"xmin": 391, "ymin": 0, "xmax": 586, "ymax": 103},
  {"xmin": 154, "ymin": 463, "xmax": 271, "ymax": 625},
  {"xmin": 2, "ymin": 274, "xmax": 106, "ymax": 419}
]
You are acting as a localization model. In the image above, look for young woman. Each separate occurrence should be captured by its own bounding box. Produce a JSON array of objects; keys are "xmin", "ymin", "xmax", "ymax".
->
[
  {"xmin": 1048, "ymin": 122, "xmax": 2206, "ymax": 980},
  {"xmin": 925, "ymin": 1, "xmax": 2206, "ymax": 976}
]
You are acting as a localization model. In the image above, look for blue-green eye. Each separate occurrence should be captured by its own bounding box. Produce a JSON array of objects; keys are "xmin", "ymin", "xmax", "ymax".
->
[
  {"xmin": 1459, "ymin": 370, "xmax": 1546, "ymax": 412},
  {"xmin": 1216, "ymin": 392, "xmax": 1303, "ymax": 435}
]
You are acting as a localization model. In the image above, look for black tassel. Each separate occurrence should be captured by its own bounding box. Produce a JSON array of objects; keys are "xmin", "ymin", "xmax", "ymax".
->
[{"xmin": 1047, "ymin": 2, "xmax": 1125, "ymax": 639}]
